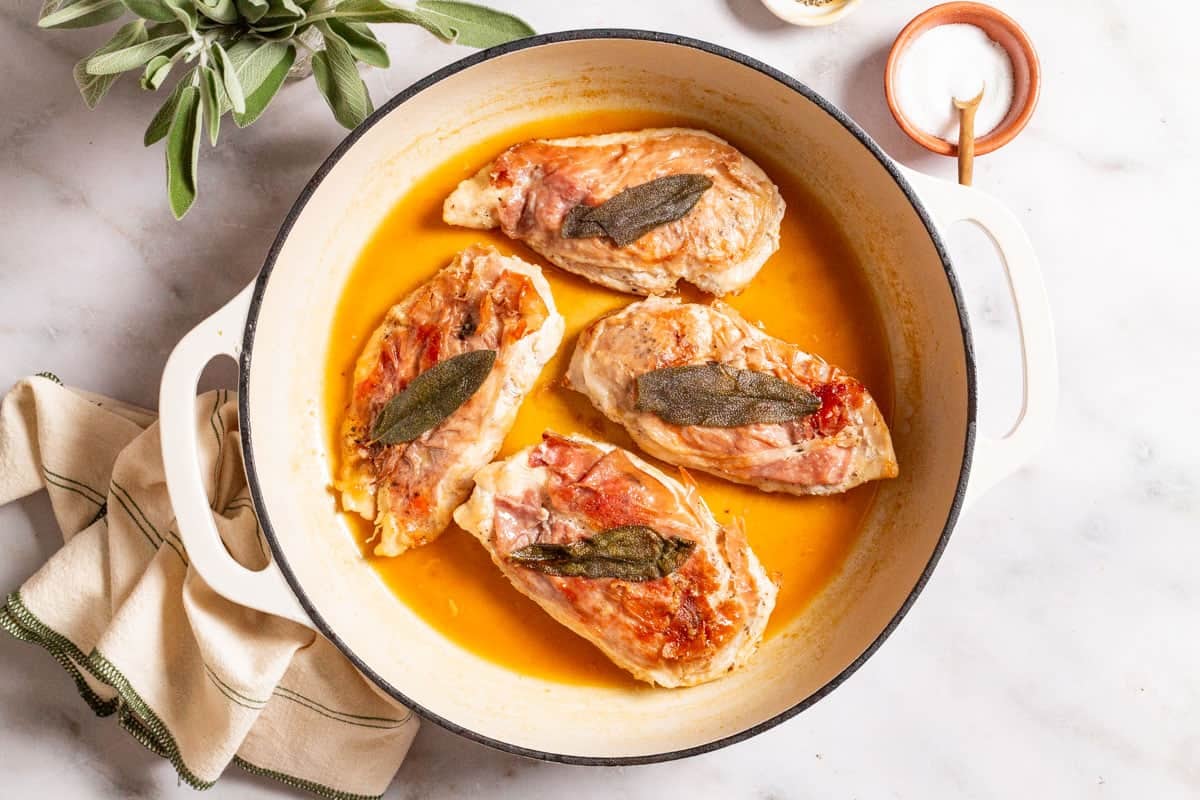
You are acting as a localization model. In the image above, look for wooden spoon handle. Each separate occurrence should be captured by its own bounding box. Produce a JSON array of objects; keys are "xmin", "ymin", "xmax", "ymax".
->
[{"xmin": 958, "ymin": 104, "xmax": 977, "ymax": 186}]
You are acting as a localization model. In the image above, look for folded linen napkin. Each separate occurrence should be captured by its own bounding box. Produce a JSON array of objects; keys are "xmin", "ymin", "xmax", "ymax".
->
[{"xmin": 0, "ymin": 375, "xmax": 419, "ymax": 799}]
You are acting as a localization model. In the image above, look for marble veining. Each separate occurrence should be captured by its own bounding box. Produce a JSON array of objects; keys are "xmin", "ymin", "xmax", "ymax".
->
[{"xmin": 2, "ymin": 1, "xmax": 1197, "ymax": 797}]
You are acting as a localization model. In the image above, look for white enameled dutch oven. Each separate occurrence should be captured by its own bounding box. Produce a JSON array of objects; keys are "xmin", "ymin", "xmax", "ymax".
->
[{"xmin": 159, "ymin": 31, "xmax": 1057, "ymax": 763}]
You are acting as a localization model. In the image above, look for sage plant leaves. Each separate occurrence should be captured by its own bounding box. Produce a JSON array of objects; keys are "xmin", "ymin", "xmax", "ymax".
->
[
  {"xmin": 122, "ymin": 0, "xmax": 179, "ymax": 23},
  {"xmin": 407, "ymin": 0, "xmax": 536, "ymax": 47},
  {"xmin": 312, "ymin": 32, "xmax": 373, "ymax": 130},
  {"xmin": 140, "ymin": 52, "xmax": 175, "ymax": 91},
  {"xmin": 74, "ymin": 19, "xmax": 146, "ymax": 108},
  {"xmin": 165, "ymin": 83, "xmax": 201, "ymax": 219},
  {"xmin": 211, "ymin": 41, "xmax": 245, "ymax": 115},
  {"xmin": 326, "ymin": 18, "xmax": 390, "ymax": 69},
  {"xmin": 509, "ymin": 526, "xmax": 697, "ymax": 582},
  {"xmin": 370, "ymin": 349, "xmax": 497, "ymax": 446},
  {"xmin": 235, "ymin": 0, "xmax": 269, "ymax": 24},
  {"xmin": 42, "ymin": 0, "xmax": 534, "ymax": 218},
  {"xmin": 321, "ymin": 0, "xmax": 534, "ymax": 48},
  {"xmin": 39, "ymin": 0, "xmax": 126, "ymax": 29},
  {"xmin": 195, "ymin": 0, "xmax": 238, "ymax": 24},
  {"xmin": 198, "ymin": 65, "xmax": 222, "ymax": 145},
  {"xmin": 144, "ymin": 78, "xmax": 186, "ymax": 146},
  {"xmin": 228, "ymin": 42, "xmax": 295, "ymax": 127},
  {"xmin": 635, "ymin": 363, "xmax": 822, "ymax": 428},
  {"xmin": 85, "ymin": 32, "xmax": 188, "ymax": 74}
]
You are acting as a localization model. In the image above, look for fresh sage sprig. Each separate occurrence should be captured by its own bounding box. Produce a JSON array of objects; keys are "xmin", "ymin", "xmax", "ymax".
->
[
  {"xmin": 509, "ymin": 525, "xmax": 697, "ymax": 582},
  {"xmin": 39, "ymin": 0, "xmax": 535, "ymax": 218}
]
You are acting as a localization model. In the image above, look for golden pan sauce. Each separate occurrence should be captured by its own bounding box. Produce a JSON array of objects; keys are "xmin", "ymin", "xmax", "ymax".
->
[{"xmin": 323, "ymin": 110, "xmax": 893, "ymax": 688}]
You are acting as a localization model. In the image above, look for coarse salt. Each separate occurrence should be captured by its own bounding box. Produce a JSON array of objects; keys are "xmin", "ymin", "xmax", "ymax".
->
[{"xmin": 895, "ymin": 23, "xmax": 1015, "ymax": 143}]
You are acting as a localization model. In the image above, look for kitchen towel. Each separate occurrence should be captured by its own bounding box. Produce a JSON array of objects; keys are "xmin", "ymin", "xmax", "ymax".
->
[{"xmin": 0, "ymin": 375, "xmax": 419, "ymax": 799}]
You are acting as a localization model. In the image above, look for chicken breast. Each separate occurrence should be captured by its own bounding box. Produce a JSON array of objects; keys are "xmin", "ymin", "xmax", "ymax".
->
[
  {"xmin": 454, "ymin": 432, "xmax": 777, "ymax": 688},
  {"xmin": 567, "ymin": 297, "xmax": 898, "ymax": 495},
  {"xmin": 443, "ymin": 128, "xmax": 784, "ymax": 296},
  {"xmin": 335, "ymin": 245, "xmax": 564, "ymax": 557}
]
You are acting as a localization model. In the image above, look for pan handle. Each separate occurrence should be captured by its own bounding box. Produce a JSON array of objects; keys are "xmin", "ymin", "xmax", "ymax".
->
[
  {"xmin": 902, "ymin": 168, "xmax": 1058, "ymax": 508},
  {"xmin": 159, "ymin": 285, "xmax": 314, "ymax": 628}
]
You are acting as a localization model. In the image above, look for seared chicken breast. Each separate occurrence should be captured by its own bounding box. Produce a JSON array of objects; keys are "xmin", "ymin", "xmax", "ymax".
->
[
  {"xmin": 567, "ymin": 297, "xmax": 898, "ymax": 495},
  {"xmin": 336, "ymin": 246, "xmax": 564, "ymax": 557},
  {"xmin": 454, "ymin": 432, "xmax": 777, "ymax": 688},
  {"xmin": 443, "ymin": 128, "xmax": 784, "ymax": 296}
]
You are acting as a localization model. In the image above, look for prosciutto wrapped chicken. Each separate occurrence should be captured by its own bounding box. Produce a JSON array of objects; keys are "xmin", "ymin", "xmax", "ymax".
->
[
  {"xmin": 335, "ymin": 245, "xmax": 563, "ymax": 556},
  {"xmin": 454, "ymin": 432, "xmax": 777, "ymax": 687},
  {"xmin": 444, "ymin": 128, "xmax": 784, "ymax": 296},
  {"xmin": 567, "ymin": 297, "xmax": 898, "ymax": 495}
]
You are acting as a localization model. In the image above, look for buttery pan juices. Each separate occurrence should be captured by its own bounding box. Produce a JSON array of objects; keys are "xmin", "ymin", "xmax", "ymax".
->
[
  {"xmin": 326, "ymin": 111, "xmax": 897, "ymax": 691},
  {"xmin": 38, "ymin": 0, "xmax": 534, "ymax": 217}
]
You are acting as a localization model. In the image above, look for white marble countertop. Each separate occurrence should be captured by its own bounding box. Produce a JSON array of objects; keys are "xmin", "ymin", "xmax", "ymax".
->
[{"xmin": 2, "ymin": 0, "xmax": 1197, "ymax": 797}]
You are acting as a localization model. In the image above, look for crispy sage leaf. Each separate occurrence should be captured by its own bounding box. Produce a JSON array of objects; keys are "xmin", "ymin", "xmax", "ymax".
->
[
  {"xmin": 370, "ymin": 349, "xmax": 497, "ymax": 445},
  {"xmin": 635, "ymin": 363, "xmax": 821, "ymax": 428},
  {"xmin": 165, "ymin": 84, "xmax": 201, "ymax": 219},
  {"xmin": 74, "ymin": 20, "xmax": 147, "ymax": 109},
  {"xmin": 509, "ymin": 526, "xmax": 696, "ymax": 582},
  {"xmin": 311, "ymin": 34, "xmax": 373, "ymax": 129},
  {"xmin": 39, "ymin": 0, "xmax": 125, "ymax": 29},
  {"xmin": 561, "ymin": 174, "xmax": 713, "ymax": 248}
]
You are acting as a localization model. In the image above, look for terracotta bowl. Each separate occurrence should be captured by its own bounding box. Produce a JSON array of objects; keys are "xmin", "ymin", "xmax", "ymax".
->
[{"xmin": 885, "ymin": 2, "xmax": 1041, "ymax": 156}]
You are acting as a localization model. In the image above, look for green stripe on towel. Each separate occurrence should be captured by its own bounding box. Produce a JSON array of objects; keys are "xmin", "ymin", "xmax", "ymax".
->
[{"xmin": 2, "ymin": 592, "xmax": 382, "ymax": 800}]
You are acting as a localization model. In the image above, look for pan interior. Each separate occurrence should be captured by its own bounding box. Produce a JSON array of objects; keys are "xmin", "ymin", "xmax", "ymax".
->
[{"xmin": 244, "ymin": 35, "xmax": 970, "ymax": 759}]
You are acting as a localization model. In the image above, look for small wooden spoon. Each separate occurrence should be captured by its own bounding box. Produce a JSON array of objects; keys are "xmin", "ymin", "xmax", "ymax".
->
[{"xmin": 953, "ymin": 84, "xmax": 986, "ymax": 186}]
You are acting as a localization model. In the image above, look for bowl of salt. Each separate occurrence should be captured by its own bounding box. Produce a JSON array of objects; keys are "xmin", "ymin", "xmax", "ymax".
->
[{"xmin": 885, "ymin": 1, "xmax": 1040, "ymax": 156}]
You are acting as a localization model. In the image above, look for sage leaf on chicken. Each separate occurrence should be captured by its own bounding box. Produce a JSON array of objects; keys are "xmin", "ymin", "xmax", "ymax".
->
[
  {"xmin": 635, "ymin": 362, "xmax": 822, "ymax": 428},
  {"xmin": 561, "ymin": 173, "xmax": 714, "ymax": 248},
  {"xmin": 370, "ymin": 349, "xmax": 497, "ymax": 446},
  {"xmin": 509, "ymin": 525, "xmax": 697, "ymax": 581}
]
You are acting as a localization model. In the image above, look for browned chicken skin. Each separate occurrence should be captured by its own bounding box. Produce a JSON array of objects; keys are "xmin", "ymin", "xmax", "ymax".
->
[
  {"xmin": 567, "ymin": 297, "xmax": 898, "ymax": 495},
  {"xmin": 335, "ymin": 246, "xmax": 563, "ymax": 556},
  {"xmin": 443, "ymin": 128, "xmax": 785, "ymax": 296},
  {"xmin": 454, "ymin": 433, "xmax": 777, "ymax": 687}
]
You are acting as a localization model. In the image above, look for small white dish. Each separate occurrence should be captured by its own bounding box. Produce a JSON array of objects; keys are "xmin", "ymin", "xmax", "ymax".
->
[{"xmin": 760, "ymin": 0, "xmax": 862, "ymax": 26}]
